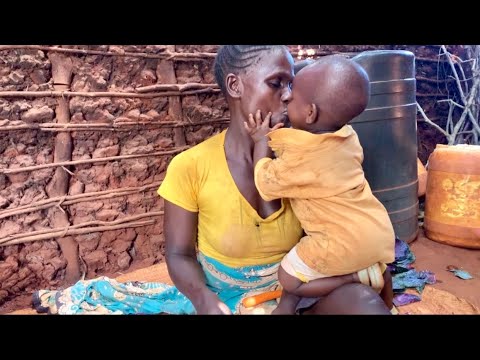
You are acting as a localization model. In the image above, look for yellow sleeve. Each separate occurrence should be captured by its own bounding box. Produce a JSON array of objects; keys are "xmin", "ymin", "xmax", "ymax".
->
[
  {"xmin": 255, "ymin": 154, "xmax": 319, "ymax": 201},
  {"xmin": 254, "ymin": 158, "xmax": 276, "ymax": 201},
  {"xmin": 157, "ymin": 152, "xmax": 199, "ymax": 212},
  {"xmin": 254, "ymin": 157, "xmax": 294, "ymax": 202}
]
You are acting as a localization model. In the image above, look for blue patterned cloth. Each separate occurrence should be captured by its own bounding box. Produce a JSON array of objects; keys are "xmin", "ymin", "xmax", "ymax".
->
[{"xmin": 33, "ymin": 252, "xmax": 280, "ymax": 315}]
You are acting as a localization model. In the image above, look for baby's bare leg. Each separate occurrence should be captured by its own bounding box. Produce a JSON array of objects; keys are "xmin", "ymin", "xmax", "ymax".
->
[
  {"xmin": 278, "ymin": 262, "xmax": 357, "ymax": 298},
  {"xmin": 272, "ymin": 264, "xmax": 304, "ymax": 314},
  {"xmin": 272, "ymin": 290, "xmax": 300, "ymax": 315}
]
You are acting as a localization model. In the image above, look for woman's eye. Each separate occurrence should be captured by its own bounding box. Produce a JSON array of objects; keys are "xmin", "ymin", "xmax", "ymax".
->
[{"xmin": 269, "ymin": 80, "xmax": 281, "ymax": 88}]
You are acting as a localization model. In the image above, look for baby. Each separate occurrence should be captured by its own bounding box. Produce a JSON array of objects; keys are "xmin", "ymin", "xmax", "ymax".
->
[{"xmin": 245, "ymin": 56, "xmax": 395, "ymax": 314}]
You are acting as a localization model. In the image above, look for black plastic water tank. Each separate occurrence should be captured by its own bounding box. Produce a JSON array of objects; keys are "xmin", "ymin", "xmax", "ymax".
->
[{"xmin": 351, "ymin": 50, "xmax": 419, "ymax": 243}]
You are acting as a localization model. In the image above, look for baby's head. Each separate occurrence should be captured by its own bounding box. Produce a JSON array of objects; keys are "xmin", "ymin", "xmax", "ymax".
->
[{"xmin": 287, "ymin": 55, "xmax": 370, "ymax": 133}]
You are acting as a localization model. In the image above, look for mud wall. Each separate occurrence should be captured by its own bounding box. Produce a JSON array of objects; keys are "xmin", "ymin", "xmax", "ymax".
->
[
  {"xmin": 0, "ymin": 45, "xmax": 227, "ymax": 306},
  {"xmin": 0, "ymin": 44, "xmax": 464, "ymax": 307}
]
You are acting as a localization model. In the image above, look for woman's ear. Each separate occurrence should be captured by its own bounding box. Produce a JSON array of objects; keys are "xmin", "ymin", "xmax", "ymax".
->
[
  {"xmin": 226, "ymin": 73, "xmax": 243, "ymax": 99},
  {"xmin": 306, "ymin": 103, "xmax": 318, "ymax": 124}
]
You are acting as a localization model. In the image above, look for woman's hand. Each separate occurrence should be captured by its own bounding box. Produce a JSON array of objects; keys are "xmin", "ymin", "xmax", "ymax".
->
[
  {"xmin": 195, "ymin": 291, "xmax": 232, "ymax": 315},
  {"xmin": 244, "ymin": 110, "xmax": 283, "ymax": 143}
]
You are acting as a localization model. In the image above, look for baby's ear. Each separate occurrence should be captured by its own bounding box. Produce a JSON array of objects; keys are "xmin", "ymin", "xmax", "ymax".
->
[{"xmin": 305, "ymin": 103, "xmax": 318, "ymax": 124}]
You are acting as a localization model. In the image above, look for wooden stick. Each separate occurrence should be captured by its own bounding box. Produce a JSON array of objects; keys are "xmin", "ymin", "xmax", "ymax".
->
[
  {"xmin": 112, "ymin": 118, "xmax": 229, "ymax": 127},
  {"xmin": 159, "ymin": 48, "xmax": 187, "ymax": 151},
  {"xmin": 1, "ymin": 147, "xmax": 189, "ymax": 175},
  {"xmin": 416, "ymin": 76, "xmax": 455, "ymax": 84},
  {"xmin": 448, "ymin": 101, "xmax": 455, "ymax": 134},
  {"xmin": 0, "ymin": 119, "xmax": 230, "ymax": 132},
  {"xmin": 0, "ymin": 88, "xmax": 220, "ymax": 99},
  {"xmin": 0, "ymin": 124, "xmax": 41, "ymax": 131},
  {"xmin": 450, "ymin": 106, "xmax": 470, "ymax": 145},
  {"xmin": 0, "ymin": 182, "xmax": 162, "ymax": 220},
  {"xmin": 441, "ymin": 46, "xmax": 469, "ymax": 103},
  {"xmin": 0, "ymin": 220, "xmax": 155, "ymax": 247},
  {"xmin": 0, "ymin": 45, "xmax": 216, "ymax": 61},
  {"xmin": 416, "ymin": 93, "xmax": 449, "ymax": 98},
  {"xmin": 416, "ymin": 102, "xmax": 451, "ymax": 140},
  {"xmin": 0, "ymin": 211, "xmax": 164, "ymax": 245},
  {"xmin": 135, "ymin": 82, "xmax": 219, "ymax": 93},
  {"xmin": 415, "ymin": 56, "xmax": 449, "ymax": 63},
  {"xmin": 47, "ymin": 52, "xmax": 80, "ymax": 282},
  {"xmin": 417, "ymin": 46, "xmax": 480, "ymax": 146},
  {"xmin": 441, "ymin": 45, "xmax": 480, "ymax": 141},
  {"xmin": 441, "ymin": 45, "xmax": 480, "ymax": 136},
  {"xmin": 437, "ymin": 99, "xmax": 465, "ymax": 109}
]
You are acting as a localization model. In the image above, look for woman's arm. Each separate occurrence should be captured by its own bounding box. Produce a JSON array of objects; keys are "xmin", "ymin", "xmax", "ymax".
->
[{"xmin": 164, "ymin": 200, "xmax": 231, "ymax": 314}]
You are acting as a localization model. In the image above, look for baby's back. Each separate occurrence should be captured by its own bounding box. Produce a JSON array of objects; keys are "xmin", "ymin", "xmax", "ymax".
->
[{"xmin": 292, "ymin": 180, "xmax": 395, "ymax": 276}]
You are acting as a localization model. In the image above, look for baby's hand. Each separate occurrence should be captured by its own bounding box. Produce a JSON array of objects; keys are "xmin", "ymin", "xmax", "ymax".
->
[{"xmin": 244, "ymin": 110, "xmax": 283, "ymax": 143}]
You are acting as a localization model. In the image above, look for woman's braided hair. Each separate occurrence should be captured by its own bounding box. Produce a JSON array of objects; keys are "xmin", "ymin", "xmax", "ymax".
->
[{"xmin": 214, "ymin": 45, "xmax": 285, "ymax": 95}]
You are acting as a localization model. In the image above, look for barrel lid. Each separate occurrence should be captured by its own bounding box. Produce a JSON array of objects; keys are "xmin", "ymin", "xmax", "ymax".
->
[
  {"xmin": 352, "ymin": 50, "xmax": 415, "ymax": 81},
  {"xmin": 435, "ymin": 144, "xmax": 480, "ymax": 152}
]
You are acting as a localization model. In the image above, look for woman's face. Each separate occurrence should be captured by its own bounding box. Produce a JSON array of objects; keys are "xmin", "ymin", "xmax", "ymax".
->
[{"xmin": 239, "ymin": 47, "xmax": 294, "ymax": 127}]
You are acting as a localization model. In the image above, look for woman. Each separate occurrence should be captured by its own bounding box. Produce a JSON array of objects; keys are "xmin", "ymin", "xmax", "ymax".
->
[{"xmin": 158, "ymin": 45, "xmax": 392, "ymax": 314}]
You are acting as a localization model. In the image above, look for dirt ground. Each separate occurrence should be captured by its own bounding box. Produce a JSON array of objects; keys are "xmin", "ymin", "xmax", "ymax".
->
[
  {"xmin": 2, "ymin": 227, "xmax": 479, "ymax": 315},
  {"xmin": 408, "ymin": 229, "xmax": 480, "ymax": 309}
]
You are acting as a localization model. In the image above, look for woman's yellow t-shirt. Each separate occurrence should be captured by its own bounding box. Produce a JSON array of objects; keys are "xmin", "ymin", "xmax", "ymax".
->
[{"xmin": 158, "ymin": 130, "xmax": 303, "ymax": 268}]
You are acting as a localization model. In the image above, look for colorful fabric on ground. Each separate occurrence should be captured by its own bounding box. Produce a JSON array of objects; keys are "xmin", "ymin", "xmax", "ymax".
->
[
  {"xmin": 33, "ymin": 252, "xmax": 279, "ymax": 315},
  {"xmin": 389, "ymin": 238, "xmax": 436, "ymax": 306}
]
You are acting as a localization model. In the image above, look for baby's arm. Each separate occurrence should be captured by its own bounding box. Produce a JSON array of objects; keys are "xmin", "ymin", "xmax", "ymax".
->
[{"xmin": 244, "ymin": 110, "xmax": 283, "ymax": 168}]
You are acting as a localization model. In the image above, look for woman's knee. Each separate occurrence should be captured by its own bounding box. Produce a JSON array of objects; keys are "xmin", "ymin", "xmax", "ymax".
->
[
  {"xmin": 380, "ymin": 268, "xmax": 393, "ymax": 309},
  {"xmin": 304, "ymin": 283, "xmax": 391, "ymax": 315},
  {"xmin": 383, "ymin": 268, "xmax": 392, "ymax": 284}
]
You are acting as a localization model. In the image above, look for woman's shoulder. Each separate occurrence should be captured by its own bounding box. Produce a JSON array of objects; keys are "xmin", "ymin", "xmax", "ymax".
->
[{"xmin": 170, "ymin": 130, "xmax": 226, "ymax": 167}]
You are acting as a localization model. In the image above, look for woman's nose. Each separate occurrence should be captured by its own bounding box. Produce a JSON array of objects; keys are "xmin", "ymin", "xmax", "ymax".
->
[{"xmin": 281, "ymin": 87, "xmax": 292, "ymax": 103}]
